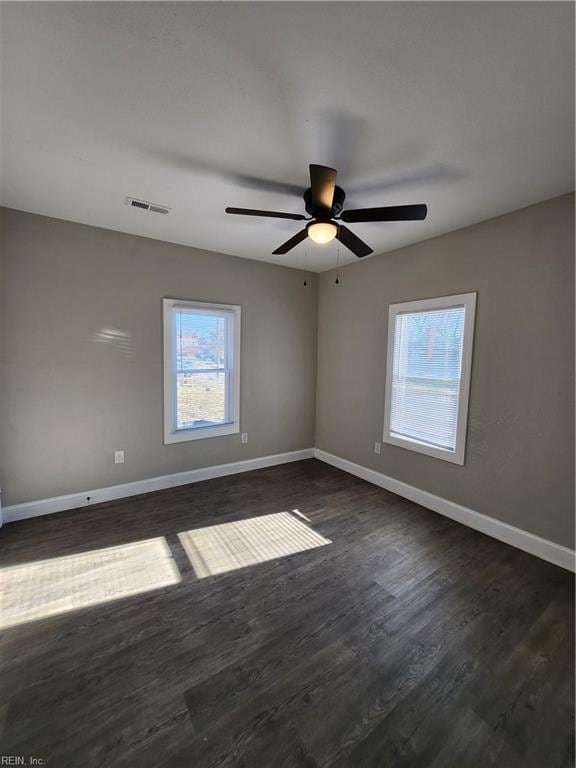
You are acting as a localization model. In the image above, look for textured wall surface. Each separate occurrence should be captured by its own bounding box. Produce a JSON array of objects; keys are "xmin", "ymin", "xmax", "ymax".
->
[
  {"xmin": 0, "ymin": 209, "xmax": 318, "ymax": 505},
  {"xmin": 316, "ymin": 194, "xmax": 574, "ymax": 548}
]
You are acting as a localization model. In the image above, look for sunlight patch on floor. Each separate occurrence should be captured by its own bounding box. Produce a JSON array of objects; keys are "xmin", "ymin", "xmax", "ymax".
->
[
  {"xmin": 178, "ymin": 511, "xmax": 331, "ymax": 579},
  {"xmin": 0, "ymin": 537, "xmax": 180, "ymax": 629}
]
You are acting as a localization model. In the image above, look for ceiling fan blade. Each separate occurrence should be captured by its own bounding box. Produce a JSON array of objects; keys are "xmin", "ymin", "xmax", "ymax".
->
[
  {"xmin": 336, "ymin": 225, "xmax": 373, "ymax": 258},
  {"xmin": 272, "ymin": 229, "xmax": 308, "ymax": 255},
  {"xmin": 309, "ymin": 164, "xmax": 337, "ymax": 210},
  {"xmin": 226, "ymin": 207, "xmax": 306, "ymax": 221},
  {"xmin": 341, "ymin": 204, "xmax": 428, "ymax": 223}
]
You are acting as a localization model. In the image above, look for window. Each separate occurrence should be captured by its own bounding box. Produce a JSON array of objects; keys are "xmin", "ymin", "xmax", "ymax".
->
[
  {"xmin": 163, "ymin": 299, "xmax": 241, "ymax": 443},
  {"xmin": 383, "ymin": 293, "xmax": 476, "ymax": 464}
]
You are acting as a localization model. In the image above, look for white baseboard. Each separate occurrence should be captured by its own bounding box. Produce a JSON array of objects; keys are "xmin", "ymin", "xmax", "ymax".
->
[
  {"xmin": 314, "ymin": 449, "xmax": 575, "ymax": 573},
  {"xmin": 4, "ymin": 447, "xmax": 574, "ymax": 574},
  {"xmin": 2, "ymin": 449, "xmax": 314, "ymax": 524}
]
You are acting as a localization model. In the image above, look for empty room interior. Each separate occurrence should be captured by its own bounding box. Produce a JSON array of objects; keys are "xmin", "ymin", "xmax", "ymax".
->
[{"xmin": 0, "ymin": 2, "xmax": 574, "ymax": 767}]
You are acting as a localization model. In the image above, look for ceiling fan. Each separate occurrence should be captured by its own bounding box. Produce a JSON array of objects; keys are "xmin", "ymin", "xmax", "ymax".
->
[{"xmin": 225, "ymin": 164, "xmax": 427, "ymax": 258}]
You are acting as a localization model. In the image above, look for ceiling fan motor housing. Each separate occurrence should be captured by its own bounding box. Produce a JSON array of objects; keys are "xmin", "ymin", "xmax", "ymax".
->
[{"xmin": 304, "ymin": 185, "xmax": 345, "ymax": 219}]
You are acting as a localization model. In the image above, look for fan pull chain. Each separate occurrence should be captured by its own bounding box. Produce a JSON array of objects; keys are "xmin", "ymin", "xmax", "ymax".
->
[
  {"xmin": 303, "ymin": 238, "xmax": 308, "ymax": 286},
  {"xmin": 335, "ymin": 225, "xmax": 341, "ymax": 285}
]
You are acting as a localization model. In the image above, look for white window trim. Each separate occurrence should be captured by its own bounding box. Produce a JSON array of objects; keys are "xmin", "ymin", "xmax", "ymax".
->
[
  {"xmin": 163, "ymin": 298, "xmax": 241, "ymax": 444},
  {"xmin": 383, "ymin": 292, "xmax": 477, "ymax": 465}
]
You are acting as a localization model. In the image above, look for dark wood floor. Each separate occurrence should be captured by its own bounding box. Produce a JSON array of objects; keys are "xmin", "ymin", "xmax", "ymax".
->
[{"xmin": 0, "ymin": 459, "xmax": 573, "ymax": 768}]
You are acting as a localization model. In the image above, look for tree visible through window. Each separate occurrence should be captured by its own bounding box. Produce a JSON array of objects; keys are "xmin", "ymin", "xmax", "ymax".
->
[
  {"xmin": 163, "ymin": 299, "xmax": 241, "ymax": 443},
  {"xmin": 175, "ymin": 311, "xmax": 228, "ymax": 429}
]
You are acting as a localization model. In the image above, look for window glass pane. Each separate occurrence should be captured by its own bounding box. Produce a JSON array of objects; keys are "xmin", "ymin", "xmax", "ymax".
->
[
  {"xmin": 176, "ymin": 371, "xmax": 226, "ymax": 430},
  {"xmin": 175, "ymin": 312, "xmax": 227, "ymax": 371},
  {"xmin": 174, "ymin": 311, "xmax": 228, "ymax": 430},
  {"xmin": 390, "ymin": 306, "xmax": 465, "ymax": 450}
]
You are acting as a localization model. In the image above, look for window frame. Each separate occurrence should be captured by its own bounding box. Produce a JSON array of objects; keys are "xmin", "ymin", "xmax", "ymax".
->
[
  {"xmin": 163, "ymin": 298, "xmax": 241, "ymax": 444},
  {"xmin": 382, "ymin": 292, "xmax": 477, "ymax": 465}
]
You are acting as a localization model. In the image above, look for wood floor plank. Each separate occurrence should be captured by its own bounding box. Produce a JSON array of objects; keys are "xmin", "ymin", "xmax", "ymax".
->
[{"xmin": 0, "ymin": 459, "xmax": 573, "ymax": 768}]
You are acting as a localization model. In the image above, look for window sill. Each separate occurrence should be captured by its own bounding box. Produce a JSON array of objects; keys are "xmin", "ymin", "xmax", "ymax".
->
[
  {"xmin": 164, "ymin": 422, "xmax": 239, "ymax": 444},
  {"xmin": 382, "ymin": 432, "xmax": 465, "ymax": 465}
]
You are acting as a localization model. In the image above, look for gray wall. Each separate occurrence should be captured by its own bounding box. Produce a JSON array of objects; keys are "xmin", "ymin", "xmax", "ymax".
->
[
  {"xmin": 316, "ymin": 194, "xmax": 574, "ymax": 549},
  {"xmin": 0, "ymin": 208, "xmax": 318, "ymax": 506},
  {"xmin": 1, "ymin": 197, "xmax": 574, "ymax": 550}
]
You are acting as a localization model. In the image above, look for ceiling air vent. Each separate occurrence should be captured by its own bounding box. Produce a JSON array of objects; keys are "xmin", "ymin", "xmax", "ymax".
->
[{"xmin": 125, "ymin": 197, "xmax": 170, "ymax": 215}]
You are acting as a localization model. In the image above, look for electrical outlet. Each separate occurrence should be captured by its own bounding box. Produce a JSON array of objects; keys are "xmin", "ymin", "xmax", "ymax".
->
[
  {"xmin": 241, "ymin": 432, "xmax": 249, "ymax": 444},
  {"xmin": 114, "ymin": 450, "xmax": 125, "ymax": 464},
  {"xmin": 374, "ymin": 442, "xmax": 381, "ymax": 455}
]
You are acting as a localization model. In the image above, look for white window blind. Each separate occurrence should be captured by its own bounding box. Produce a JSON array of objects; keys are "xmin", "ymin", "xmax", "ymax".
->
[
  {"xmin": 390, "ymin": 306, "xmax": 465, "ymax": 450},
  {"xmin": 384, "ymin": 294, "xmax": 476, "ymax": 464},
  {"xmin": 163, "ymin": 300, "xmax": 241, "ymax": 443}
]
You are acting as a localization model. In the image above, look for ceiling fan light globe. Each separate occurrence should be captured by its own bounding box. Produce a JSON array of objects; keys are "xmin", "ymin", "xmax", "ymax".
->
[{"xmin": 308, "ymin": 221, "xmax": 337, "ymax": 245}]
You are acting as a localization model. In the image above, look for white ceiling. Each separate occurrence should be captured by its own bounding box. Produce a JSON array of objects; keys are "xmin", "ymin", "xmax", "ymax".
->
[{"xmin": 1, "ymin": 2, "xmax": 574, "ymax": 272}]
